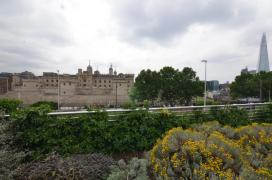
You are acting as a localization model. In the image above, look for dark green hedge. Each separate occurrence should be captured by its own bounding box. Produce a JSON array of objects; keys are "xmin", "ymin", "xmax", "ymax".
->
[
  {"xmin": 10, "ymin": 104, "xmax": 272, "ymax": 161},
  {"xmin": 30, "ymin": 101, "xmax": 58, "ymax": 110},
  {"xmin": 11, "ymin": 106, "xmax": 180, "ymax": 160}
]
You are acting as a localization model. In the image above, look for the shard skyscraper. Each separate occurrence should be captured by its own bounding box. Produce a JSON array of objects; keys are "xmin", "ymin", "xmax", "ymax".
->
[{"xmin": 257, "ymin": 33, "xmax": 270, "ymax": 72}]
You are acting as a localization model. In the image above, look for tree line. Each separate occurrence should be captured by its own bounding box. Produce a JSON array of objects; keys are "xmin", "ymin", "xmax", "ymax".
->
[
  {"xmin": 230, "ymin": 71, "xmax": 272, "ymax": 101},
  {"xmin": 130, "ymin": 66, "xmax": 203, "ymax": 106}
]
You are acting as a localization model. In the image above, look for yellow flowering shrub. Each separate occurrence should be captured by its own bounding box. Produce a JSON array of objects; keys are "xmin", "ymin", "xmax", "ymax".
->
[{"xmin": 150, "ymin": 122, "xmax": 272, "ymax": 179}]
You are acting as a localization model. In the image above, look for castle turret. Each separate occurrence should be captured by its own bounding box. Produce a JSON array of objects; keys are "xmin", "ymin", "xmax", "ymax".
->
[
  {"xmin": 87, "ymin": 60, "xmax": 93, "ymax": 75},
  {"xmin": 78, "ymin": 68, "xmax": 82, "ymax": 75},
  {"xmin": 109, "ymin": 64, "xmax": 113, "ymax": 75}
]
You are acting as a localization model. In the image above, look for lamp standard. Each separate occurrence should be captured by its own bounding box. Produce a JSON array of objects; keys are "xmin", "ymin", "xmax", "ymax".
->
[
  {"xmin": 57, "ymin": 70, "xmax": 60, "ymax": 110},
  {"xmin": 6, "ymin": 78, "xmax": 8, "ymax": 93},
  {"xmin": 201, "ymin": 60, "xmax": 207, "ymax": 106},
  {"xmin": 115, "ymin": 82, "xmax": 118, "ymax": 108}
]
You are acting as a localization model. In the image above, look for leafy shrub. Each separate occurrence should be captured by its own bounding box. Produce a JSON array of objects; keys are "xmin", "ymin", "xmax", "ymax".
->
[
  {"xmin": 15, "ymin": 153, "xmax": 115, "ymax": 180},
  {"xmin": 0, "ymin": 98, "xmax": 22, "ymax": 114},
  {"xmin": 150, "ymin": 122, "xmax": 272, "ymax": 179},
  {"xmin": 10, "ymin": 104, "xmax": 267, "ymax": 161},
  {"xmin": 143, "ymin": 100, "xmax": 150, "ymax": 110},
  {"xmin": 210, "ymin": 106, "xmax": 250, "ymax": 127},
  {"xmin": 254, "ymin": 103, "xmax": 272, "ymax": 123},
  {"xmin": 107, "ymin": 110, "xmax": 179, "ymax": 153},
  {"xmin": 11, "ymin": 106, "xmax": 111, "ymax": 159},
  {"xmin": 107, "ymin": 158, "xmax": 149, "ymax": 180},
  {"xmin": 194, "ymin": 98, "xmax": 219, "ymax": 106},
  {"xmin": 121, "ymin": 101, "xmax": 137, "ymax": 109},
  {"xmin": 11, "ymin": 107, "xmax": 181, "ymax": 159},
  {"xmin": 31, "ymin": 101, "xmax": 58, "ymax": 110},
  {"xmin": 0, "ymin": 118, "xmax": 26, "ymax": 179}
]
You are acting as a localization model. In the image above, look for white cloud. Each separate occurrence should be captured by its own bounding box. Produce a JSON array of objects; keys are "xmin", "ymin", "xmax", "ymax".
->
[{"xmin": 0, "ymin": 0, "xmax": 272, "ymax": 83}]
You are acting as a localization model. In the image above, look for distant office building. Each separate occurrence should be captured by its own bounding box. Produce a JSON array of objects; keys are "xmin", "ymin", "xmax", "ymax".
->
[
  {"xmin": 207, "ymin": 80, "xmax": 219, "ymax": 92},
  {"xmin": 213, "ymin": 82, "xmax": 231, "ymax": 102},
  {"xmin": 257, "ymin": 33, "xmax": 270, "ymax": 72},
  {"xmin": 249, "ymin": 70, "xmax": 256, "ymax": 74},
  {"xmin": 241, "ymin": 67, "xmax": 256, "ymax": 75},
  {"xmin": 241, "ymin": 67, "xmax": 249, "ymax": 74}
]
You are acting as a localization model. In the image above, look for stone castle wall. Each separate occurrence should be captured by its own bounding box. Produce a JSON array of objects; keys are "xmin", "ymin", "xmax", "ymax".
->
[{"xmin": 0, "ymin": 66, "xmax": 134, "ymax": 107}]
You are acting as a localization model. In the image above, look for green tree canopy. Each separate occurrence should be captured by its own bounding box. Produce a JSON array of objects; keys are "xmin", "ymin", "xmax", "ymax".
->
[
  {"xmin": 230, "ymin": 71, "xmax": 272, "ymax": 101},
  {"xmin": 133, "ymin": 69, "xmax": 161, "ymax": 102},
  {"xmin": 132, "ymin": 66, "xmax": 203, "ymax": 105}
]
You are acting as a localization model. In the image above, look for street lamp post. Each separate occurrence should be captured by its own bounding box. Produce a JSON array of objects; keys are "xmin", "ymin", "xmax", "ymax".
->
[
  {"xmin": 57, "ymin": 70, "xmax": 60, "ymax": 110},
  {"xmin": 6, "ymin": 78, "xmax": 8, "ymax": 93},
  {"xmin": 115, "ymin": 82, "xmax": 118, "ymax": 108},
  {"xmin": 201, "ymin": 60, "xmax": 207, "ymax": 106}
]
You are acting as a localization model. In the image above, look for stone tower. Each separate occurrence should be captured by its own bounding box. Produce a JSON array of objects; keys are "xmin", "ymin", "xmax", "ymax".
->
[
  {"xmin": 87, "ymin": 60, "xmax": 93, "ymax": 74},
  {"xmin": 257, "ymin": 33, "xmax": 270, "ymax": 72},
  {"xmin": 109, "ymin": 64, "xmax": 113, "ymax": 75}
]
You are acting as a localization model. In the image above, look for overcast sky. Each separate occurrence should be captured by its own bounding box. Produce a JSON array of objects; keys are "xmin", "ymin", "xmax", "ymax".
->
[{"xmin": 0, "ymin": 0, "xmax": 272, "ymax": 83}]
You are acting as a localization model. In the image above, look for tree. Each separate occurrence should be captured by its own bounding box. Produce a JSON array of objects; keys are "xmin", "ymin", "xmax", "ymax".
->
[
  {"xmin": 133, "ymin": 69, "xmax": 161, "ymax": 103},
  {"xmin": 159, "ymin": 67, "xmax": 179, "ymax": 105},
  {"xmin": 230, "ymin": 71, "xmax": 272, "ymax": 101},
  {"xmin": 175, "ymin": 67, "xmax": 203, "ymax": 105},
  {"xmin": 132, "ymin": 66, "xmax": 203, "ymax": 106}
]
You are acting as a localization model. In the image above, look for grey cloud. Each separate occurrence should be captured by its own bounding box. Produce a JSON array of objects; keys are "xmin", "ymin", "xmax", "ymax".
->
[
  {"xmin": 111, "ymin": 0, "xmax": 255, "ymax": 43},
  {"xmin": 0, "ymin": 0, "xmax": 72, "ymax": 73},
  {"xmin": 0, "ymin": 50, "xmax": 47, "ymax": 73},
  {"xmin": 209, "ymin": 53, "xmax": 247, "ymax": 64}
]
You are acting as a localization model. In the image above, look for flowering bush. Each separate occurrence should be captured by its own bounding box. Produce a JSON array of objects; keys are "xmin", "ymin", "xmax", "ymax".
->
[{"xmin": 150, "ymin": 122, "xmax": 272, "ymax": 179}]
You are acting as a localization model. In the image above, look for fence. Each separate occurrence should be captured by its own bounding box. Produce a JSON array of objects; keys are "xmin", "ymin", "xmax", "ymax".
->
[{"xmin": 2, "ymin": 102, "xmax": 271, "ymax": 122}]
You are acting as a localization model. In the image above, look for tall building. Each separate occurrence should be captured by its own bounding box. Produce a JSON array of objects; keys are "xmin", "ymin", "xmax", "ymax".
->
[
  {"xmin": 257, "ymin": 33, "xmax": 270, "ymax": 72},
  {"xmin": 207, "ymin": 80, "xmax": 219, "ymax": 92}
]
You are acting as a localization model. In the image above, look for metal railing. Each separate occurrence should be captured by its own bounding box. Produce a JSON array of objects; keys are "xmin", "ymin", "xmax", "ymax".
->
[{"xmin": 1, "ymin": 102, "xmax": 270, "ymax": 119}]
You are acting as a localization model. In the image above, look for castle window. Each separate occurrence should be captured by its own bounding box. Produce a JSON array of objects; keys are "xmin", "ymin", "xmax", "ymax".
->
[
  {"xmin": 63, "ymin": 82, "xmax": 66, "ymax": 86},
  {"xmin": 56, "ymin": 80, "xmax": 58, "ymax": 82},
  {"xmin": 46, "ymin": 84, "xmax": 48, "ymax": 86},
  {"xmin": 83, "ymin": 84, "xmax": 86, "ymax": 86},
  {"xmin": 46, "ymin": 79, "xmax": 49, "ymax": 82},
  {"xmin": 84, "ymin": 79, "xmax": 86, "ymax": 82},
  {"xmin": 104, "ymin": 85, "xmax": 106, "ymax": 87},
  {"xmin": 51, "ymin": 80, "xmax": 54, "ymax": 82},
  {"xmin": 128, "ymin": 81, "xmax": 130, "ymax": 83},
  {"xmin": 69, "ymin": 82, "xmax": 71, "ymax": 86},
  {"xmin": 109, "ymin": 80, "xmax": 111, "ymax": 83},
  {"xmin": 104, "ymin": 80, "xmax": 106, "ymax": 83},
  {"xmin": 119, "ymin": 84, "xmax": 121, "ymax": 86},
  {"xmin": 99, "ymin": 85, "xmax": 101, "ymax": 87},
  {"xmin": 99, "ymin": 80, "xmax": 101, "ymax": 83},
  {"xmin": 109, "ymin": 85, "xmax": 111, "ymax": 87},
  {"xmin": 63, "ymin": 91, "xmax": 66, "ymax": 94}
]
